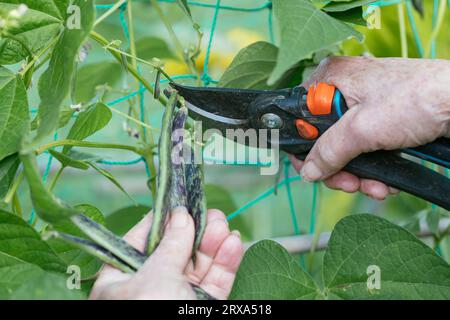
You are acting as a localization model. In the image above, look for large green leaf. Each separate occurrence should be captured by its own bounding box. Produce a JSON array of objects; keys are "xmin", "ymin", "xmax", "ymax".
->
[
  {"xmin": 219, "ymin": 41, "xmax": 278, "ymax": 90},
  {"xmin": 0, "ymin": 67, "xmax": 29, "ymax": 161},
  {"xmin": 323, "ymin": 214, "xmax": 450, "ymax": 299},
  {"xmin": 63, "ymin": 102, "xmax": 112, "ymax": 153},
  {"xmin": 0, "ymin": 252, "xmax": 43, "ymax": 299},
  {"xmin": 0, "ymin": 153, "xmax": 19, "ymax": 199},
  {"xmin": 230, "ymin": 240, "xmax": 319, "ymax": 299},
  {"xmin": 35, "ymin": 0, "xmax": 94, "ymax": 142},
  {"xmin": 47, "ymin": 204, "xmax": 105, "ymax": 279},
  {"xmin": 0, "ymin": 209, "xmax": 66, "ymax": 272},
  {"xmin": 105, "ymin": 205, "xmax": 151, "ymax": 236},
  {"xmin": 268, "ymin": 0, "xmax": 362, "ymax": 85},
  {"xmin": 232, "ymin": 215, "xmax": 450, "ymax": 299},
  {"xmin": 0, "ymin": 3, "xmax": 61, "ymax": 64},
  {"xmin": 11, "ymin": 272, "xmax": 85, "ymax": 299},
  {"xmin": 74, "ymin": 62, "xmax": 123, "ymax": 104},
  {"xmin": 2, "ymin": 0, "xmax": 67, "ymax": 19}
]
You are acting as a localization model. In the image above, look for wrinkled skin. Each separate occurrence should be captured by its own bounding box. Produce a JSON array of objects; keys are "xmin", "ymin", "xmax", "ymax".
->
[
  {"xmin": 90, "ymin": 207, "xmax": 244, "ymax": 300},
  {"xmin": 291, "ymin": 57, "xmax": 450, "ymax": 200}
]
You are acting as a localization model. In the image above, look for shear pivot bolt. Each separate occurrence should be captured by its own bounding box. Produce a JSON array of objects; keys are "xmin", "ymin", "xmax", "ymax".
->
[{"xmin": 260, "ymin": 113, "xmax": 283, "ymax": 129}]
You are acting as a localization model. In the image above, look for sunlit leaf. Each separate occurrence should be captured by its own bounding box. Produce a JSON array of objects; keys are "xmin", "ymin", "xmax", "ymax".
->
[
  {"xmin": 268, "ymin": 0, "xmax": 362, "ymax": 84},
  {"xmin": 219, "ymin": 41, "xmax": 278, "ymax": 89},
  {"xmin": 63, "ymin": 102, "xmax": 112, "ymax": 153},
  {"xmin": 0, "ymin": 2, "xmax": 61, "ymax": 64},
  {"xmin": 0, "ymin": 67, "xmax": 29, "ymax": 161}
]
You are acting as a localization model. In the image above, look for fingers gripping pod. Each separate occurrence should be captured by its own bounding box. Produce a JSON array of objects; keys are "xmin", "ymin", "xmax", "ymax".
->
[{"xmin": 300, "ymin": 83, "xmax": 450, "ymax": 210}]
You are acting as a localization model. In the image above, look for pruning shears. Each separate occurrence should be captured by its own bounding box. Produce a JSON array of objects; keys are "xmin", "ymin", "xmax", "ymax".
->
[{"xmin": 167, "ymin": 82, "xmax": 450, "ymax": 211}]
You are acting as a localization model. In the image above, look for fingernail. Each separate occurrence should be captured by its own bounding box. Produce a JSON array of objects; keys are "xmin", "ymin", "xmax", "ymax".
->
[
  {"xmin": 231, "ymin": 230, "xmax": 241, "ymax": 238},
  {"xmin": 300, "ymin": 161, "xmax": 322, "ymax": 181},
  {"xmin": 170, "ymin": 206, "xmax": 189, "ymax": 228}
]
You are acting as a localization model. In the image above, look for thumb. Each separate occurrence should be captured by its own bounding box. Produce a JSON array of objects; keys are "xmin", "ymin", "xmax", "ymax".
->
[
  {"xmin": 145, "ymin": 207, "xmax": 195, "ymax": 273},
  {"xmin": 301, "ymin": 107, "xmax": 369, "ymax": 181}
]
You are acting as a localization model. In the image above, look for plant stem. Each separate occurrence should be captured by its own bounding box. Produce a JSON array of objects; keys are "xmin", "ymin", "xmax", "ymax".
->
[
  {"xmin": 104, "ymin": 45, "xmax": 173, "ymax": 80},
  {"xmin": 4, "ymin": 171, "xmax": 24, "ymax": 204},
  {"xmin": 12, "ymin": 193, "xmax": 23, "ymax": 218},
  {"xmin": 126, "ymin": 0, "xmax": 160, "ymax": 200},
  {"xmin": 49, "ymin": 166, "xmax": 64, "ymax": 191},
  {"xmin": 150, "ymin": 0, "xmax": 185, "ymax": 60},
  {"xmin": 89, "ymin": 31, "xmax": 168, "ymax": 106},
  {"xmin": 94, "ymin": 0, "xmax": 127, "ymax": 26},
  {"xmin": 150, "ymin": 0, "xmax": 200, "ymax": 77},
  {"xmin": 425, "ymin": 0, "xmax": 447, "ymax": 58},
  {"xmin": 110, "ymin": 107, "xmax": 158, "ymax": 131},
  {"xmin": 36, "ymin": 140, "xmax": 146, "ymax": 156},
  {"xmin": 397, "ymin": 2, "xmax": 408, "ymax": 58},
  {"xmin": 127, "ymin": 2, "xmax": 138, "ymax": 71},
  {"xmin": 19, "ymin": 35, "xmax": 59, "ymax": 76}
]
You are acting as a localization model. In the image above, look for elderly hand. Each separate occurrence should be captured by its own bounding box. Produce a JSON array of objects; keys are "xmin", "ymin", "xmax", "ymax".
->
[
  {"xmin": 89, "ymin": 207, "xmax": 244, "ymax": 300},
  {"xmin": 290, "ymin": 56, "xmax": 450, "ymax": 200}
]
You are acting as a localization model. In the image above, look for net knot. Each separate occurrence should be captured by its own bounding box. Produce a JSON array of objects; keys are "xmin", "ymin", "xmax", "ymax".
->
[{"xmin": 201, "ymin": 73, "xmax": 213, "ymax": 86}]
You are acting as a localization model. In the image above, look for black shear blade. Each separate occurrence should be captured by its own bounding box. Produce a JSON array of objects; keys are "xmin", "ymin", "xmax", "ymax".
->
[
  {"xmin": 169, "ymin": 83, "xmax": 283, "ymax": 120},
  {"xmin": 183, "ymin": 99, "xmax": 249, "ymax": 129}
]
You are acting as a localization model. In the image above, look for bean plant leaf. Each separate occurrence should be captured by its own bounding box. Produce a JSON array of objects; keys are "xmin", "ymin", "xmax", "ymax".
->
[
  {"xmin": 47, "ymin": 204, "xmax": 105, "ymax": 279},
  {"xmin": 74, "ymin": 62, "xmax": 123, "ymax": 104},
  {"xmin": 230, "ymin": 240, "xmax": 319, "ymax": 299},
  {"xmin": 0, "ymin": 252, "xmax": 44, "ymax": 299},
  {"xmin": 232, "ymin": 214, "xmax": 450, "ymax": 300},
  {"xmin": 268, "ymin": 0, "xmax": 362, "ymax": 85},
  {"xmin": 2, "ymin": 0, "xmax": 67, "ymax": 19},
  {"xmin": 322, "ymin": 0, "xmax": 377, "ymax": 12},
  {"xmin": 0, "ymin": 153, "xmax": 20, "ymax": 199},
  {"xmin": 105, "ymin": 205, "xmax": 151, "ymax": 236},
  {"xmin": 11, "ymin": 272, "xmax": 85, "ymax": 300},
  {"xmin": 0, "ymin": 3, "xmax": 61, "ymax": 64},
  {"xmin": 63, "ymin": 102, "xmax": 112, "ymax": 153},
  {"xmin": 219, "ymin": 41, "xmax": 279, "ymax": 90},
  {"xmin": 49, "ymin": 150, "xmax": 89, "ymax": 170},
  {"xmin": 35, "ymin": 0, "xmax": 95, "ymax": 142},
  {"xmin": 323, "ymin": 214, "xmax": 450, "ymax": 299},
  {"xmin": 327, "ymin": 6, "xmax": 366, "ymax": 25},
  {"xmin": 130, "ymin": 36, "xmax": 177, "ymax": 61},
  {"xmin": 0, "ymin": 67, "xmax": 29, "ymax": 161},
  {"xmin": 30, "ymin": 104, "xmax": 76, "ymax": 131},
  {"xmin": 177, "ymin": 0, "xmax": 192, "ymax": 18},
  {"xmin": 0, "ymin": 209, "xmax": 66, "ymax": 272}
]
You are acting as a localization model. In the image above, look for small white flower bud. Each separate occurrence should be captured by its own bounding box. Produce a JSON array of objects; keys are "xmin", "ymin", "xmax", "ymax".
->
[{"xmin": 70, "ymin": 103, "xmax": 82, "ymax": 112}]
